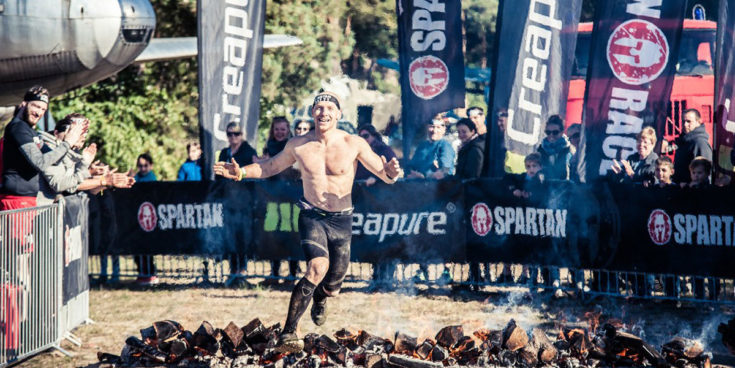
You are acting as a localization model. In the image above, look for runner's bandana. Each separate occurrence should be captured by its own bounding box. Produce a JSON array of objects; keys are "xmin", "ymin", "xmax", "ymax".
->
[{"xmin": 313, "ymin": 93, "xmax": 340, "ymax": 111}]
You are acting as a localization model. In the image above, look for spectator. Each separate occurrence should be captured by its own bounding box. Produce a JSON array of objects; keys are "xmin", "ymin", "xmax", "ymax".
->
[
  {"xmin": 134, "ymin": 153, "xmax": 157, "ymax": 182},
  {"xmin": 682, "ymin": 156, "xmax": 712, "ymax": 188},
  {"xmin": 37, "ymin": 114, "xmax": 133, "ymax": 205},
  {"xmin": 611, "ymin": 127, "xmax": 658, "ymax": 185},
  {"xmin": 454, "ymin": 118, "xmax": 484, "ymax": 180},
  {"xmin": 467, "ymin": 107, "xmax": 487, "ymax": 141},
  {"xmin": 355, "ymin": 124, "xmax": 399, "ymax": 288},
  {"xmin": 538, "ymin": 115, "xmax": 572, "ymax": 180},
  {"xmin": 566, "ymin": 123, "xmax": 582, "ymax": 182},
  {"xmin": 406, "ymin": 119, "xmax": 455, "ymax": 179},
  {"xmin": 356, "ymin": 124, "xmax": 397, "ymax": 183},
  {"xmin": 651, "ymin": 156, "xmax": 676, "ymax": 187},
  {"xmin": 133, "ymin": 153, "xmax": 158, "ymax": 285},
  {"xmin": 217, "ymin": 122, "xmax": 257, "ymax": 280},
  {"xmin": 670, "ymin": 108, "xmax": 712, "ymax": 183},
  {"xmin": 263, "ymin": 116, "xmax": 292, "ymax": 158},
  {"xmin": 293, "ymin": 120, "xmax": 313, "ymax": 136},
  {"xmin": 1, "ymin": 86, "xmax": 83, "ymax": 210},
  {"xmin": 263, "ymin": 116, "xmax": 299, "ymax": 282},
  {"xmin": 217, "ymin": 122, "xmax": 258, "ymax": 178},
  {"xmin": 177, "ymin": 142, "xmax": 203, "ymax": 181}
]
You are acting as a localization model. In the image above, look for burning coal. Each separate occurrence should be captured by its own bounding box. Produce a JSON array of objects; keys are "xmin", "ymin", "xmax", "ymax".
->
[{"xmin": 97, "ymin": 317, "xmax": 713, "ymax": 368}]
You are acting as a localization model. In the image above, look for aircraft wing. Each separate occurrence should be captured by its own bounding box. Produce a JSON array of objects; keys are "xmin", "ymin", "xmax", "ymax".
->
[{"xmin": 134, "ymin": 35, "xmax": 303, "ymax": 63}]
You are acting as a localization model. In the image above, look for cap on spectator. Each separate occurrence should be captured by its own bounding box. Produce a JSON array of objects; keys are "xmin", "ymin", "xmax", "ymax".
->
[
  {"xmin": 467, "ymin": 107, "xmax": 484, "ymax": 117},
  {"xmin": 23, "ymin": 85, "xmax": 50, "ymax": 104},
  {"xmin": 226, "ymin": 122, "xmax": 242, "ymax": 133}
]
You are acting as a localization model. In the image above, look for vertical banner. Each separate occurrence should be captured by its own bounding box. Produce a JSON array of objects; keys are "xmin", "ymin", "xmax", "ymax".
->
[
  {"xmin": 487, "ymin": 0, "xmax": 582, "ymax": 176},
  {"xmin": 396, "ymin": 0, "xmax": 465, "ymax": 158},
  {"xmin": 715, "ymin": 0, "xmax": 735, "ymax": 176},
  {"xmin": 198, "ymin": 0, "xmax": 266, "ymax": 179},
  {"xmin": 62, "ymin": 195, "xmax": 89, "ymax": 305},
  {"xmin": 580, "ymin": 0, "xmax": 686, "ymax": 182}
]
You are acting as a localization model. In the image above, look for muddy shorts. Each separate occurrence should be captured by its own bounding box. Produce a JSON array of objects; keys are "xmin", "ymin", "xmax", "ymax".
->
[{"xmin": 298, "ymin": 198, "xmax": 352, "ymax": 294}]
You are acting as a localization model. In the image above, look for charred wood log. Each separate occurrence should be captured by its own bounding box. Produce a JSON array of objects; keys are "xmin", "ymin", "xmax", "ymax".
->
[
  {"xmin": 430, "ymin": 345, "xmax": 447, "ymax": 362},
  {"xmin": 436, "ymin": 326, "xmax": 464, "ymax": 349},
  {"xmin": 223, "ymin": 321, "xmax": 245, "ymax": 348},
  {"xmin": 388, "ymin": 354, "xmax": 444, "ymax": 368},
  {"xmin": 242, "ymin": 318, "xmax": 268, "ymax": 344},
  {"xmin": 317, "ymin": 334, "xmax": 342, "ymax": 353},
  {"xmin": 125, "ymin": 336, "xmax": 168, "ymax": 363},
  {"xmin": 366, "ymin": 353, "xmax": 384, "ymax": 368},
  {"xmin": 502, "ymin": 320, "xmax": 529, "ymax": 352},
  {"xmin": 394, "ymin": 332, "xmax": 418, "ymax": 354},
  {"xmin": 416, "ymin": 340, "xmax": 434, "ymax": 360},
  {"xmin": 530, "ymin": 328, "xmax": 557, "ymax": 364}
]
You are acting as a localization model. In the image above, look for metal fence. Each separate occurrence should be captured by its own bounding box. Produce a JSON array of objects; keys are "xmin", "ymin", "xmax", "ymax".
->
[
  {"xmin": 0, "ymin": 204, "xmax": 63, "ymax": 367},
  {"xmin": 87, "ymin": 255, "xmax": 735, "ymax": 304}
]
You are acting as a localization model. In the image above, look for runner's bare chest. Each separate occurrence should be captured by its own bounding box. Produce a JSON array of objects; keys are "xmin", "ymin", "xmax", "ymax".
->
[{"xmin": 293, "ymin": 138, "xmax": 359, "ymax": 179}]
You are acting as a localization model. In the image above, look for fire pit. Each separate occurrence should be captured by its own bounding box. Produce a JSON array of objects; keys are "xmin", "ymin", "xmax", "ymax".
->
[{"xmin": 97, "ymin": 317, "xmax": 713, "ymax": 368}]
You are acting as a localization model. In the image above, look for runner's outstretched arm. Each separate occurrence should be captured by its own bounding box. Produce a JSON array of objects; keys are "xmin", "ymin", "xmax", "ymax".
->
[
  {"xmin": 355, "ymin": 137, "xmax": 403, "ymax": 184},
  {"xmin": 214, "ymin": 140, "xmax": 297, "ymax": 180}
]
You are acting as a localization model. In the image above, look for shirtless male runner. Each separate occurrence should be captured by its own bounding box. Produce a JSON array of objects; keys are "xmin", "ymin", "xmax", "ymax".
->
[{"xmin": 213, "ymin": 91, "xmax": 403, "ymax": 353}]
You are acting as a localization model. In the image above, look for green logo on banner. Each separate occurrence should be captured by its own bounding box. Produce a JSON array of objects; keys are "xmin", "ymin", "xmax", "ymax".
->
[{"xmin": 264, "ymin": 202, "xmax": 300, "ymax": 232}]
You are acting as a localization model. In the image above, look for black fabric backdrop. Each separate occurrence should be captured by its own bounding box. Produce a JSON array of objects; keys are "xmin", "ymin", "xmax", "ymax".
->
[
  {"xmin": 88, "ymin": 180, "xmax": 735, "ymax": 278},
  {"xmin": 62, "ymin": 194, "xmax": 90, "ymax": 304}
]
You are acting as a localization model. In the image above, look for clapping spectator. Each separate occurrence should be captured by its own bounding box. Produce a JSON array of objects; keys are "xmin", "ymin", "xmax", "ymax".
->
[
  {"xmin": 611, "ymin": 127, "xmax": 658, "ymax": 185},
  {"xmin": 406, "ymin": 119, "xmax": 455, "ymax": 179},
  {"xmin": 177, "ymin": 142, "xmax": 203, "ymax": 181}
]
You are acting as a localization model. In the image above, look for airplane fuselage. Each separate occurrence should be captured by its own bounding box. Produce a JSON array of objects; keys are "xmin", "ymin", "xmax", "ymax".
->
[{"xmin": 0, "ymin": 0, "xmax": 155, "ymax": 105}]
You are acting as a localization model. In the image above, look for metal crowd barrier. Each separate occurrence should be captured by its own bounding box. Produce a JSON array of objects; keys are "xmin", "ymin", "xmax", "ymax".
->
[
  {"xmin": 0, "ymin": 204, "xmax": 65, "ymax": 367},
  {"xmin": 87, "ymin": 255, "xmax": 734, "ymax": 304}
]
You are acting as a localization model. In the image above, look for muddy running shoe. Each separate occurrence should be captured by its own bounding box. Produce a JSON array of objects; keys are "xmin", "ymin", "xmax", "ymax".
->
[
  {"xmin": 311, "ymin": 299, "xmax": 327, "ymax": 326},
  {"xmin": 274, "ymin": 332, "xmax": 304, "ymax": 353}
]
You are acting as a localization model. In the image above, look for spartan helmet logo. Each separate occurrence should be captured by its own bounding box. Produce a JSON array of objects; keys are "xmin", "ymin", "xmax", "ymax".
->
[
  {"xmin": 647, "ymin": 209, "xmax": 671, "ymax": 245},
  {"xmin": 138, "ymin": 202, "xmax": 158, "ymax": 232},
  {"xmin": 607, "ymin": 19, "xmax": 669, "ymax": 85},
  {"xmin": 471, "ymin": 203, "xmax": 493, "ymax": 236},
  {"xmin": 408, "ymin": 56, "xmax": 449, "ymax": 100}
]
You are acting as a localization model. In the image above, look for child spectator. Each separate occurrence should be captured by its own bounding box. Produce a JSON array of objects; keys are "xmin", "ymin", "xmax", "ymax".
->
[
  {"xmin": 134, "ymin": 153, "xmax": 157, "ymax": 182},
  {"xmin": 177, "ymin": 142, "xmax": 203, "ymax": 181},
  {"xmin": 651, "ymin": 156, "xmax": 676, "ymax": 187},
  {"xmin": 507, "ymin": 152, "xmax": 544, "ymax": 199},
  {"xmin": 682, "ymin": 156, "xmax": 711, "ymax": 188},
  {"xmin": 538, "ymin": 115, "xmax": 572, "ymax": 180}
]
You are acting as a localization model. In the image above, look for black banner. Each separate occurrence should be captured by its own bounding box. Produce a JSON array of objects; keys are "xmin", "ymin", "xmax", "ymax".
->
[
  {"xmin": 197, "ymin": 0, "xmax": 266, "ymax": 179},
  {"xmin": 487, "ymin": 0, "xmax": 582, "ymax": 174},
  {"xmin": 396, "ymin": 0, "xmax": 465, "ymax": 157},
  {"xmin": 94, "ymin": 181, "xmax": 254, "ymax": 255},
  {"xmin": 464, "ymin": 178, "xmax": 599, "ymax": 268},
  {"xmin": 609, "ymin": 183, "xmax": 735, "ymax": 278},
  {"xmin": 580, "ymin": 0, "xmax": 686, "ymax": 181},
  {"xmin": 88, "ymin": 180, "xmax": 735, "ymax": 278},
  {"xmin": 90, "ymin": 180, "xmax": 465, "ymax": 263},
  {"xmin": 714, "ymin": 0, "xmax": 735, "ymax": 176},
  {"xmin": 62, "ymin": 194, "xmax": 90, "ymax": 304}
]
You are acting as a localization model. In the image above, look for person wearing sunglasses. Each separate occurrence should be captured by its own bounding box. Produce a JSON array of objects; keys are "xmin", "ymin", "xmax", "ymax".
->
[
  {"xmin": 537, "ymin": 115, "xmax": 572, "ymax": 181},
  {"xmin": 216, "ymin": 122, "xmax": 258, "ymax": 182},
  {"xmin": 293, "ymin": 120, "xmax": 313, "ymax": 136}
]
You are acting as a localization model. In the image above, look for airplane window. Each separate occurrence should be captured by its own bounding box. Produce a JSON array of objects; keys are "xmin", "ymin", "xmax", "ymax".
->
[{"xmin": 122, "ymin": 28, "xmax": 149, "ymax": 43}]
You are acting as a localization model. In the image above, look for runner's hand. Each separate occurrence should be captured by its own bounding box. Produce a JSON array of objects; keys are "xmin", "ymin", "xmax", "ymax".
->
[
  {"xmin": 214, "ymin": 158, "xmax": 241, "ymax": 180},
  {"xmin": 383, "ymin": 156, "xmax": 403, "ymax": 180},
  {"xmin": 82, "ymin": 143, "xmax": 97, "ymax": 163}
]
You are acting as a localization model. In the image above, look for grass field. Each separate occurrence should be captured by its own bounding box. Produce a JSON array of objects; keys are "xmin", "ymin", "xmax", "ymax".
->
[{"xmin": 15, "ymin": 280, "xmax": 735, "ymax": 368}]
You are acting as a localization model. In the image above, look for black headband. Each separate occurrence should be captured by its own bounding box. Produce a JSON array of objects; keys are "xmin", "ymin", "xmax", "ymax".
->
[
  {"xmin": 313, "ymin": 94, "xmax": 340, "ymax": 110},
  {"xmin": 24, "ymin": 93, "xmax": 49, "ymax": 104}
]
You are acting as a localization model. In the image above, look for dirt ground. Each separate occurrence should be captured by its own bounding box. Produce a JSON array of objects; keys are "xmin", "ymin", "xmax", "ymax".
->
[{"xmin": 15, "ymin": 281, "xmax": 735, "ymax": 368}]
